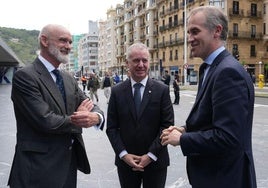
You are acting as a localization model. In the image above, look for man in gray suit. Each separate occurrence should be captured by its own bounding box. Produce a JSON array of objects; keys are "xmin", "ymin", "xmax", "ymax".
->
[
  {"xmin": 8, "ymin": 24, "xmax": 104, "ymax": 188},
  {"xmin": 106, "ymin": 43, "xmax": 174, "ymax": 188}
]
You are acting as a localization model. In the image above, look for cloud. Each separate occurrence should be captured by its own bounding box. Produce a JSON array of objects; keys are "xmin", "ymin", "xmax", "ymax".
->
[{"xmin": 0, "ymin": 0, "xmax": 122, "ymax": 34}]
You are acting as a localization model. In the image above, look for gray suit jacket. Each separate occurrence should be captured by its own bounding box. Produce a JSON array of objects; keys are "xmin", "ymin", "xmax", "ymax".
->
[
  {"xmin": 106, "ymin": 78, "xmax": 174, "ymax": 170},
  {"xmin": 181, "ymin": 50, "xmax": 257, "ymax": 188},
  {"xmin": 8, "ymin": 58, "xmax": 104, "ymax": 187}
]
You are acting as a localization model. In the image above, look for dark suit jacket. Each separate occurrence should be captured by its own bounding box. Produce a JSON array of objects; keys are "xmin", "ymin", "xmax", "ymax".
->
[
  {"xmin": 8, "ymin": 58, "xmax": 104, "ymax": 188},
  {"xmin": 181, "ymin": 50, "xmax": 257, "ymax": 188},
  {"xmin": 106, "ymin": 78, "xmax": 174, "ymax": 170}
]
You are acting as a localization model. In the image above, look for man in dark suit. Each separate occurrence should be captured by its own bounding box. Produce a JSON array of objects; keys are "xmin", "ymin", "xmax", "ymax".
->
[
  {"xmin": 8, "ymin": 24, "xmax": 104, "ymax": 188},
  {"xmin": 161, "ymin": 6, "xmax": 257, "ymax": 188},
  {"xmin": 106, "ymin": 43, "xmax": 174, "ymax": 188}
]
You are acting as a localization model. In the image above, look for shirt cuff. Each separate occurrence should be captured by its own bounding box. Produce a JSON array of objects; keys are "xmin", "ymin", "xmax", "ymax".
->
[
  {"xmin": 119, "ymin": 150, "xmax": 128, "ymax": 159},
  {"xmin": 148, "ymin": 152, "xmax": 157, "ymax": 161},
  {"xmin": 94, "ymin": 112, "xmax": 104, "ymax": 130}
]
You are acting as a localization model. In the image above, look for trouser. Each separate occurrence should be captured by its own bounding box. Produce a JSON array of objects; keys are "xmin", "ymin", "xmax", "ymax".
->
[{"xmin": 103, "ymin": 87, "xmax": 111, "ymax": 103}]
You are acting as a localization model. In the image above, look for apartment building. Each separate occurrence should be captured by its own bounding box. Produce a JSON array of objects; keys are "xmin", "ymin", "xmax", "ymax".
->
[
  {"xmin": 102, "ymin": 0, "xmax": 267, "ymax": 84},
  {"xmin": 98, "ymin": 8, "xmax": 118, "ymax": 76},
  {"xmin": 78, "ymin": 21, "xmax": 99, "ymax": 75}
]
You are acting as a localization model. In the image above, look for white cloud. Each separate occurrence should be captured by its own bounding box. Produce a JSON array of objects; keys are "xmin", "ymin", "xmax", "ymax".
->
[{"xmin": 0, "ymin": 0, "xmax": 122, "ymax": 34}]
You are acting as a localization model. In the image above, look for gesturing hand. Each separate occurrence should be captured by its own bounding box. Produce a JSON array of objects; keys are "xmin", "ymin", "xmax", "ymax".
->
[{"xmin": 160, "ymin": 126, "xmax": 185, "ymax": 146}]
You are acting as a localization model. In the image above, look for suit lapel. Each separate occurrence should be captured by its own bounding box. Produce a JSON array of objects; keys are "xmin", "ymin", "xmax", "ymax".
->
[
  {"xmin": 194, "ymin": 50, "xmax": 230, "ymax": 106},
  {"xmin": 139, "ymin": 79, "xmax": 152, "ymax": 118},
  {"xmin": 124, "ymin": 80, "xmax": 137, "ymax": 120},
  {"xmin": 34, "ymin": 60, "xmax": 66, "ymax": 113}
]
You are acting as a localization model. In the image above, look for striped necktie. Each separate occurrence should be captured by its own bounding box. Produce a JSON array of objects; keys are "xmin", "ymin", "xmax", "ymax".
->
[{"xmin": 52, "ymin": 69, "xmax": 66, "ymax": 104}]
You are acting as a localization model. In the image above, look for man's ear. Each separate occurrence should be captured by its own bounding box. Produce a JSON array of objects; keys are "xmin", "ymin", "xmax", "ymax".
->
[
  {"xmin": 214, "ymin": 24, "xmax": 223, "ymax": 39},
  {"xmin": 40, "ymin": 35, "xmax": 49, "ymax": 47}
]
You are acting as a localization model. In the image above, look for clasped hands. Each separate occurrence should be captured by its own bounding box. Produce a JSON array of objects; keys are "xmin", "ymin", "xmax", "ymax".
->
[
  {"xmin": 70, "ymin": 98, "xmax": 100, "ymax": 128},
  {"xmin": 122, "ymin": 154, "xmax": 152, "ymax": 172},
  {"xmin": 160, "ymin": 126, "xmax": 185, "ymax": 146}
]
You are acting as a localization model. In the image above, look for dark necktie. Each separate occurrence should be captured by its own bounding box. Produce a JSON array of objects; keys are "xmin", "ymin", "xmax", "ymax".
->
[
  {"xmin": 198, "ymin": 63, "xmax": 208, "ymax": 93},
  {"xmin": 52, "ymin": 69, "xmax": 66, "ymax": 104},
  {"xmin": 134, "ymin": 83, "xmax": 142, "ymax": 115}
]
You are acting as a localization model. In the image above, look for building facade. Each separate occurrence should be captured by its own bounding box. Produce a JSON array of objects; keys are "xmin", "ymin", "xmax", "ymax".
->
[{"xmin": 100, "ymin": 0, "xmax": 268, "ymax": 84}]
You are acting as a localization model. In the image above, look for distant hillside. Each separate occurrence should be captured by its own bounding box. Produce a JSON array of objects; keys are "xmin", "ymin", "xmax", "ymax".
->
[{"xmin": 0, "ymin": 27, "xmax": 39, "ymax": 64}]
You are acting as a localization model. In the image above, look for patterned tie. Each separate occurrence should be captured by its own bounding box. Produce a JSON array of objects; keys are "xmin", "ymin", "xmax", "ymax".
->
[
  {"xmin": 134, "ymin": 83, "xmax": 142, "ymax": 115},
  {"xmin": 52, "ymin": 69, "xmax": 66, "ymax": 104}
]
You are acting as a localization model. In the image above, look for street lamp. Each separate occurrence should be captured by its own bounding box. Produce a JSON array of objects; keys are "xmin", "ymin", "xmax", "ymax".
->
[
  {"xmin": 259, "ymin": 61, "xmax": 262, "ymax": 74},
  {"xmin": 183, "ymin": 0, "xmax": 188, "ymax": 85}
]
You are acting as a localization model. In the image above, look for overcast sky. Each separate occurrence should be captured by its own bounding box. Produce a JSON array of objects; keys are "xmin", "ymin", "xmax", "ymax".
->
[{"xmin": 0, "ymin": 0, "xmax": 122, "ymax": 34}]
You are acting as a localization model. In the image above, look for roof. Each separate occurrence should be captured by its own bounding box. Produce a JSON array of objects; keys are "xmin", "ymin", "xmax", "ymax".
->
[{"xmin": 0, "ymin": 36, "xmax": 23, "ymax": 67}]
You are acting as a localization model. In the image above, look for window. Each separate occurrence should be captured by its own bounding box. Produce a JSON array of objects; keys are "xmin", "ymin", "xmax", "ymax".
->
[
  {"xmin": 232, "ymin": 44, "xmax": 238, "ymax": 56},
  {"xmin": 169, "ymin": 50, "xmax": 173, "ymax": 61},
  {"xmin": 233, "ymin": 1, "xmax": 239, "ymax": 14},
  {"xmin": 251, "ymin": 25, "xmax": 256, "ymax": 38},
  {"xmin": 251, "ymin": 4, "xmax": 257, "ymax": 16},
  {"xmin": 250, "ymin": 45, "xmax": 256, "ymax": 57},
  {"xmin": 175, "ymin": 49, "xmax": 178, "ymax": 60},
  {"xmin": 233, "ymin": 23, "xmax": 238, "ymax": 37}
]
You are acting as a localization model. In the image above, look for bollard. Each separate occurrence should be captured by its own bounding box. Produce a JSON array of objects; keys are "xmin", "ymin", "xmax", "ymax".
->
[{"xmin": 258, "ymin": 74, "xmax": 264, "ymax": 89}]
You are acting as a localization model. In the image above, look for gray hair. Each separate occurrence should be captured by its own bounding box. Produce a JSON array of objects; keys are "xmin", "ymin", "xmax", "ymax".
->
[
  {"xmin": 126, "ymin": 43, "xmax": 149, "ymax": 60},
  {"xmin": 187, "ymin": 6, "xmax": 228, "ymax": 41}
]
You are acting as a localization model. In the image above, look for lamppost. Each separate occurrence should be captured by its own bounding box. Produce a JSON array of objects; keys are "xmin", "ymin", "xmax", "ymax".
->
[
  {"xmin": 259, "ymin": 61, "xmax": 262, "ymax": 74},
  {"xmin": 183, "ymin": 0, "xmax": 188, "ymax": 85}
]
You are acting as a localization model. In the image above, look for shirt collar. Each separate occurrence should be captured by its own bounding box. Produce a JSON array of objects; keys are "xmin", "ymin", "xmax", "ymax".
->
[
  {"xmin": 204, "ymin": 46, "xmax": 225, "ymax": 66},
  {"xmin": 131, "ymin": 76, "xmax": 148, "ymax": 88},
  {"xmin": 38, "ymin": 55, "xmax": 56, "ymax": 73}
]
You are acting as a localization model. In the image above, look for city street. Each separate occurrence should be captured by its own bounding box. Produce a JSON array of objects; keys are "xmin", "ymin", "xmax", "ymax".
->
[{"xmin": 0, "ymin": 84, "xmax": 268, "ymax": 188}]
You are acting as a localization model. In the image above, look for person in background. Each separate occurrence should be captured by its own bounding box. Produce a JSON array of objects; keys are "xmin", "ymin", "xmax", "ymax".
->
[
  {"xmin": 173, "ymin": 74, "xmax": 180, "ymax": 105},
  {"xmin": 81, "ymin": 75, "xmax": 87, "ymax": 92},
  {"xmin": 161, "ymin": 70, "xmax": 171, "ymax": 86},
  {"xmin": 113, "ymin": 72, "xmax": 121, "ymax": 84},
  {"xmin": 87, "ymin": 72, "xmax": 100, "ymax": 103},
  {"xmin": 8, "ymin": 24, "xmax": 105, "ymax": 188},
  {"xmin": 106, "ymin": 43, "xmax": 174, "ymax": 188},
  {"xmin": 101, "ymin": 71, "xmax": 114, "ymax": 104},
  {"xmin": 160, "ymin": 6, "xmax": 256, "ymax": 188}
]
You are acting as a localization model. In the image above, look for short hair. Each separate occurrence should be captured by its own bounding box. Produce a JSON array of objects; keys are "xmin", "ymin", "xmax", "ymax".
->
[
  {"xmin": 126, "ymin": 43, "xmax": 149, "ymax": 61},
  {"xmin": 187, "ymin": 6, "xmax": 228, "ymax": 41}
]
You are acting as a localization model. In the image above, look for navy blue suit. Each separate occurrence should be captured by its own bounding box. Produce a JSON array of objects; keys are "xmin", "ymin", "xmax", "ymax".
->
[
  {"xmin": 181, "ymin": 50, "xmax": 257, "ymax": 188},
  {"xmin": 106, "ymin": 78, "xmax": 174, "ymax": 187}
]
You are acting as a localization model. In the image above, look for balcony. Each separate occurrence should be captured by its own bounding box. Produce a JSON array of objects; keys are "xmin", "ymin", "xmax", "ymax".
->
[{"xmin": 228, "ymin": 31, "xmax": 262, "ymax": 40}]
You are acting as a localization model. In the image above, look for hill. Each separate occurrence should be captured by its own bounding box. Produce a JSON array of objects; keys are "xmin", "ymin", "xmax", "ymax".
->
[{"xmin": 0, "ymin": 27, "xmax": 39, "ymax": 64}]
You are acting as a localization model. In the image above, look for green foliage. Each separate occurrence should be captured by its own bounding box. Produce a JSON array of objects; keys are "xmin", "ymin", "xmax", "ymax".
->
[{"xmin": 0, "ymin": 27, "xmax": 39, "ymax": 64}]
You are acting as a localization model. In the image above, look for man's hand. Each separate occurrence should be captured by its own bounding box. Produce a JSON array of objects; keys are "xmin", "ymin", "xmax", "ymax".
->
[
  {"xmin": 160, "ymin": 126, "xmax": 185, "ymax": 146},
  {"xmin": 77, "ymin": 98, "xmax": 94, "ymax": 112},
  {"xmin": 122, "ymin": 154, "xmax": 144, "ymax": 171},
  {"xmin": 132, "ymin": 154, "xmax": 152, "ymax": 172},
  {"xmin": 70, "ymin": 111, "xmax": 100, "ymax": 128}
]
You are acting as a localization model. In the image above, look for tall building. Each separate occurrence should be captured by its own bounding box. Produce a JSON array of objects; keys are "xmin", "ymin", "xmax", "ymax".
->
[
  {"xmin": 98, "ymin": 7, "xmax": 118, "ymax": 76},
  {"xmin": 63, "ymin": 34, "xmax": 84, "ymax": 75},
  {"xmin": 79, "ymin": 20, "xmax": 99, "ymax": 75},
  {"xmin": 100, "ymin": 0, "xmax": 268, "ymax": 84}
]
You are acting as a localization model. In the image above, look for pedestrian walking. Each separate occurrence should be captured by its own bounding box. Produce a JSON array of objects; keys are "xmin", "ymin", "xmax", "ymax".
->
[
  {"xmin": 173, "ymin": 74, "xmax": 180, "ymax": 105},
  {"xmin": 101, "ymin": 71, "xmax": 114, "ymax": 104},
  {"xmin": 87, "ymin": 72, "xmax": 100, "ymax": 103}
]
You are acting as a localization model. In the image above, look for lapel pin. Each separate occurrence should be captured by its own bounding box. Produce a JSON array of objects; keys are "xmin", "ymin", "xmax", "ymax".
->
[{"xmin": 149, "ymin": 90, "xmax": 152, "ymax": 93}]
